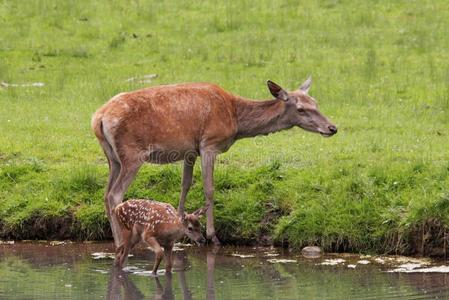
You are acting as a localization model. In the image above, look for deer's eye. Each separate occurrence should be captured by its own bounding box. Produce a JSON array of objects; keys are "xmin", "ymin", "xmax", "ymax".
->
[
  {"xmin": 188, "ymin": 226, "xmax": 193, "ymax": 231},
  {"xmin": 297, "ymin": 108, "xmax": 305, "ymax": 113}
]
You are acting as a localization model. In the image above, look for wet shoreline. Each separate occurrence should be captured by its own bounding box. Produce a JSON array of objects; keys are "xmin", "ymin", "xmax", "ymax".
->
[{"xmin": 1, "ymin": 242, "xmax": 449, "ymax": 299}]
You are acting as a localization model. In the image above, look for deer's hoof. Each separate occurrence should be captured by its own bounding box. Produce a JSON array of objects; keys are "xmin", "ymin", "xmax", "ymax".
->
[{"xmin": 211, "ymin": 235, "xmax": 221, "ymax": 246}]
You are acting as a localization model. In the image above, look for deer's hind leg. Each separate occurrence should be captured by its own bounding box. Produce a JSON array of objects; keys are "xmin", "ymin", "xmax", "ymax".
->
[
  {"xmin": 115, "ymin": 227, "xmax": 141, "ymax": 268},
  {"xmin": 101, "ymin": 139, "xmax": 122, "ymax": 246},
  {"xmin": 115, "ymin": 229, "xmax": 132, "ymax": 268},
  {"xmin": 107, "ymin": 159, "xmax": 142, "ymax": 247}
]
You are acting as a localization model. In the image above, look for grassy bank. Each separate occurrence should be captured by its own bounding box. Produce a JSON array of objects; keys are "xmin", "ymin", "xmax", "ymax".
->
[{"xmin": 1, "ymin": 0, "xmax": 449, "ymax": 255}]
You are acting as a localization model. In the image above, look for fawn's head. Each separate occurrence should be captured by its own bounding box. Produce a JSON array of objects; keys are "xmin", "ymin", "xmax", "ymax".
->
[
  {"xmin": 267, "ymin": 77, "xmax": 337, "ymax": 137},
  {"xmin": 182, "ymin": 206, "xmax": 207, "ymax": 245}
]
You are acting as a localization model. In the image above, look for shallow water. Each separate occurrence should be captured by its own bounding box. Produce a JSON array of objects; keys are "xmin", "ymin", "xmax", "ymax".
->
[{"xmin": 1, "ymin": 242, "xmax": 449, "ymax": 299}]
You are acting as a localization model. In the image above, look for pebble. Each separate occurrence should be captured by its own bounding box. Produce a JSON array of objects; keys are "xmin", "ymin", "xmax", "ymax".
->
[{"xmin": 301, "ymin": 246, "xmax": 322, "ymax": 258}]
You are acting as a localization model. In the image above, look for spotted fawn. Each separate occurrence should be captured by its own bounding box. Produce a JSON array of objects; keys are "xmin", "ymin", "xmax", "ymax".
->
[{"xmin": 114, "ymin": 199, "xmax": 207, "ymax": 274}]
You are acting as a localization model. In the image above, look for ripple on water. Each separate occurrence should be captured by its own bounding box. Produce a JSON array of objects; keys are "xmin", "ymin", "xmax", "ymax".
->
[{"xmin": 1, "ymin": 243, "xmax": 449, "ymax": 300}]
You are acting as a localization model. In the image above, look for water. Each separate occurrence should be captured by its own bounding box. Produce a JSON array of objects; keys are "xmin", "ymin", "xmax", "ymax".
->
[{"xmin": 1, "ymin": 242, "xmax": 449, "ymax": 299}]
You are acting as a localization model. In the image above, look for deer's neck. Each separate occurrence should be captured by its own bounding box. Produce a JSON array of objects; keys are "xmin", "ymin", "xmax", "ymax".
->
[{"xmin": 234, "ymin": 97, "xmax": 293, "ymax": 139}]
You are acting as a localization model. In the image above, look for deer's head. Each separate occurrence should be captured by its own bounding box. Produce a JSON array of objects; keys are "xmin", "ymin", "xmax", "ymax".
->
[
  {"xmin": 267, "ymin": 77, "xmax": 337, "ymax": 137},
  {"xmin": 182, "ymin": 206, "xmax": 207, "ymax": 245}
]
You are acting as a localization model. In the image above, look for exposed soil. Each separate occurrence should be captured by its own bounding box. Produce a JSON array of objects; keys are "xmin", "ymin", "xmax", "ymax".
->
[
  {"xmin": 0, "ymin": 214, "xmax": 112, "ymax": 241},
  {"xmin": 1, "ymin": 215, "xmax": 448, "ymax": 258}
]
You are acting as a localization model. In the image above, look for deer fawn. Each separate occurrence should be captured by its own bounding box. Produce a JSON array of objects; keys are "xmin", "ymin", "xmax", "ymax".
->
[{"xmin": 114, "ymin": 199, "xmax": 207, "ymax": 274}]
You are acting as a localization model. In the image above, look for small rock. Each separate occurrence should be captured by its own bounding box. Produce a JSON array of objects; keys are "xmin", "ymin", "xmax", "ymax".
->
[
  {"xmin": 347, "ymin": 264, "xmax": 357, "ymax": 269},
  {"xmin": 91, "ymin": 252, "xmax": 133, "ymax": 259},
  {"xmin": 50, "ymin": 241, "xmax": 65, "ymax": 246},
  {"xmin": 392, "ymin": 263, "xmax": 422, "ymax": 271},
  {"xmin": 393, "ymin": 256, "xmax": 431, "ymax": 265},
  {"xmin": 231, "ymin": 253, "xmax": 255, "ymax": 258},
  {"xmin": 263, "ymin": 252, "xmax": 279, "ymax": 257},
  {"xmin": 319, "ymin": 258, "xmax": 346, "ymax": 266},
  {"xmin": 301, "ymin": 246, "xmax": 322, "ymax": 258},
  {"xmin": 357, "ymin": 260, "xmax": 370, "ymax": 265},
  {"xmin": 174, "ymin": 242, "xmax": 192, "ymax": 247},
  {"xmin": 374, "ymin": 258, "xmax": 385, "ymax": 264},
  {"xmin": 388, "ymin": 265, "xmax": 449, "ymax": 273},
  {"xmin": 0, "ymin": 240, "xmax": 14, "ymax": 245},
  {"xmin": 267, "ymin": 259, "xmax": 297, "ymax": 264}
]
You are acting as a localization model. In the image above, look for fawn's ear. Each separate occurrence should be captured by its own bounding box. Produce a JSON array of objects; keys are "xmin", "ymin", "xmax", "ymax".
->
[{"xmin": 193, "ymin": 205, "xmax": 209, "ymax": 217}]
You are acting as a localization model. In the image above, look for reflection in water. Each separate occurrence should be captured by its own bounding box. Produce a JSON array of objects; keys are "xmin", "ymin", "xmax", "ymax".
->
[
  {"xmin": 106, "ymin": 254, "xmax": 196, "ymax": 300},
  {"xmin": 2, "ymin": 242, "xmax": 449, "ymax": 299},
  {"xmin": 177, "ymin": 271, "xmax": 193, "ymax": 300},
  {"xmin": 107, "ymin": 267, "xmax": 145, "ymax": 300},
  {"xmin": 206, "ymin": 246, "xmax": 219, "ymax": 300}
]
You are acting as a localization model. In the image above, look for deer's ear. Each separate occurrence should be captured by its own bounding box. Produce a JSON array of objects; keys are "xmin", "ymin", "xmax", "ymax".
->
[
  {"xmin": 193, "ymin": 205, "xmax": 209, "ymax": 217},
  {"xmin": 299, "ymin": 76, "xmax": 312, "ymax": 93},
  {"xmin": 267, "ymin": 80, "xmax": 289, "ymax": 101}
]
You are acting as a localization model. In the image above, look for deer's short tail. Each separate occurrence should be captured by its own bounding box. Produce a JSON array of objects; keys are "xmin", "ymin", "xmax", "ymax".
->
[
  {"xmin": 91, "ymin": 112, "xmax": 120, "ymax": 165},
  {"xmin": 91, "ymin": 112, "xmax": 105, "ymax": 143}
]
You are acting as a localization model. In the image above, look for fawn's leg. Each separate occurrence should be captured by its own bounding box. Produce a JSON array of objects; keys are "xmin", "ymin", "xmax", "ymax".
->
[
  {"xmin": 144, "ymin": 235, "xmax": 163, "ymax": 274},
  {"xmin": 164, "ymin": 243, "xmax": 174, "ymax": 273}
]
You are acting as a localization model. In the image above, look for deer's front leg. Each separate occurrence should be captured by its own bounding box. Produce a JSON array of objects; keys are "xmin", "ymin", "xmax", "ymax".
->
[
  {"xmin": 200, "ymin": 150, "xmax": 220, "ymax": 245},
  {"xmin": 144, "ymin": 235, "xmax": 164, "ymax": 275},
  {"xmin": 178, "ymin": 157, "xmax": 196, "ymax": 216}
]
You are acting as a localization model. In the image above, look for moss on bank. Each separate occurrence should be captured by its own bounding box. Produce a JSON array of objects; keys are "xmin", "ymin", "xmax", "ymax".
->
[{"xmin": 2, "ymin": 155, "xmax": 449, "ymax": 257}]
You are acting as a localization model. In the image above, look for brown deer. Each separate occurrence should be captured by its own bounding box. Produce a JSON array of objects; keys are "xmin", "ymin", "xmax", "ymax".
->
[
  {"xmin": 92, "ymin": 77, "xmax": 337, "ymax": 246},
  {"xmin": 113, "ymin": 199, "xmax": 207, "ymax": 273}
]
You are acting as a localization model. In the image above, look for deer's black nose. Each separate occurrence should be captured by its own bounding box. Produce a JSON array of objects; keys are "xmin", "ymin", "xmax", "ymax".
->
[{"xmin": 328, "ymin": 125, "xmax": 338, "ymax": 134}]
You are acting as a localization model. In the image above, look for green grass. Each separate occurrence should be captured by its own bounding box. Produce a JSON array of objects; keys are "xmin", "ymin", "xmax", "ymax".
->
[{"xmin": 1, "ymin": 0, "xmax": 449, "ymax": 255}]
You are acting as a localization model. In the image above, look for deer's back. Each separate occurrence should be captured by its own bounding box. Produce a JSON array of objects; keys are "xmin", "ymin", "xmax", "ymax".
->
[{"xmin": 95, "ymin": 83, "xmax": 239, "ymax": 158}]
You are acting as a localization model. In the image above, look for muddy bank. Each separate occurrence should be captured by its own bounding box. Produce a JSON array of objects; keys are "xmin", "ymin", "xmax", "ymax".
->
[
  {"xmin": 0, "ymin": 214, "xmax": 111, "ymax": 241},
  {"xmin": 1, "ymin": 213, "xmax": 449, "ymax": 258}
]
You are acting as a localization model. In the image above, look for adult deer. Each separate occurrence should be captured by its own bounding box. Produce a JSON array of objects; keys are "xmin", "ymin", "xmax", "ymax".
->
[{"xmin": 91, "ymin": 77, "xmax": 337, "ymax": 246}]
